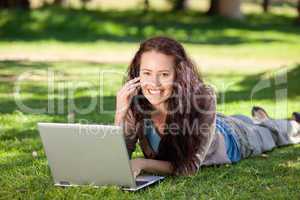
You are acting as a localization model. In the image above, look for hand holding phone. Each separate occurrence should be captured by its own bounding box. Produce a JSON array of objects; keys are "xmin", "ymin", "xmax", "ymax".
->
[{"xmin": 115, "ymin": 77, "xmax": 141, "ymax": 120}]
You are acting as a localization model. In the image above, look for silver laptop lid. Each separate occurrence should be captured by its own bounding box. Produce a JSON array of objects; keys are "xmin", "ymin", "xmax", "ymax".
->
[{"xmin": 38, "ymin": 123, "xmax": 136, "ymax": 187}]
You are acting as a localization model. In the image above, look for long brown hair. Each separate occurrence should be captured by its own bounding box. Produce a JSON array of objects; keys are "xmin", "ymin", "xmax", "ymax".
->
[{"xmin": 125, "ymin": 36, "xmax": 216, "ymax": 175}]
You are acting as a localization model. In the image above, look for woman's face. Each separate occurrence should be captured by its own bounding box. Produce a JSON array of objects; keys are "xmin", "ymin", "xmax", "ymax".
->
[{"xmin": 140, "ymin": 51, "xmax": 175, "ymax": 108}]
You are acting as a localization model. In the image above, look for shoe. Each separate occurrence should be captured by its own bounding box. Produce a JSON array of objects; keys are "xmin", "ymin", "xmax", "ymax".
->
[
  {"xmin": 251, "ymin": 106, "xmax": 270, "ymax": 121},
  {"xmin": 292, "ymin": 112, "xmax": 300, "ymax": 123}
]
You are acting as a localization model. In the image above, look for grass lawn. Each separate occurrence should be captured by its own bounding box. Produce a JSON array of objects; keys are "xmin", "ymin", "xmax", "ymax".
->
[
  {"xmin": 0, "ymin": 5, "xmax": 300, "ymax": 73},
  {"xmin": 0, "ymin": 2, "xmax": 300, "ymax": 199},
  {"xmin": 0, "ymin": 60, "xmax": 300, "ymax": 199}
]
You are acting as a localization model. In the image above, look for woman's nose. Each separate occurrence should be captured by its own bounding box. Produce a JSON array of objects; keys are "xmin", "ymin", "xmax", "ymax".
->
[{"xmin": 149, "ymin": 75, "xmax": 161, "ymax": 87}]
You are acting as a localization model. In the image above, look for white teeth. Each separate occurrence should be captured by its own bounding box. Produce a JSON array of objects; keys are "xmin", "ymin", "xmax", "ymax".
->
[{"xmin": 148, "ymin": 89, "xmax": 161, "ymax": 95}]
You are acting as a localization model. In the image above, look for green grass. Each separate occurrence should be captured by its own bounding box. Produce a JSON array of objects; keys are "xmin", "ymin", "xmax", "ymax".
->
[
  {"xmin": 0, "ymin": 3, "xmax": 300, "ymax": 199},
  {"xmin": 0, "ymin": 60, "xmax": 300, "ymax": 199},
  {"xmin": 0, "ymin": 7, "xmax": 300, "ymax": 64}
]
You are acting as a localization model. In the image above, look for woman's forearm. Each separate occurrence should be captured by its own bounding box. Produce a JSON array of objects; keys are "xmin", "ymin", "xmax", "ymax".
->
[
  {"xmin": 114, "ymin": 114, "xmax": 123, "ymax": 126},
  {"xmin": 114, "ymin": 111, "xmax": 126, "ymax": 126},
  {"xmin": 142, "ymin": 159, "xmax": 174, "ymax": 175}
]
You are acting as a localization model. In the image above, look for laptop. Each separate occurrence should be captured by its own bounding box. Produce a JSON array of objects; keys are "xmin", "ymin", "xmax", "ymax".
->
[{"xmin": 37, "ymin": 123, "xmax": 165, "ymax": 191}]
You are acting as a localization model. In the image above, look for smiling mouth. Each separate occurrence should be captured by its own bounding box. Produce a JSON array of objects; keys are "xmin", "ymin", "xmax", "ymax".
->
[{"xmin": 148, "ymin": 89, "xmax": 163, "ymax": 95}]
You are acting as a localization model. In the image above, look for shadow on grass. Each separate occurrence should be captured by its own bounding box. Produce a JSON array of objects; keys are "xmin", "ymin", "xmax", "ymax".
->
[
  {"xmin": 217, "ymin": 64, "xmax": 300, "ymax": 103},
  {"xmin": 0, "ymin": 60, "xmax": 52, "ymax": 70},
  {"xmin": 1, "ymin": 61, "xmax": 299, "ymax": 116},
  {"xmin": 0, "ymin": 60, "xmax": 299, "ymax": 147},
  {"xmin": 0, "ymin": 7, "xmax": 299, "ymax": 44}
]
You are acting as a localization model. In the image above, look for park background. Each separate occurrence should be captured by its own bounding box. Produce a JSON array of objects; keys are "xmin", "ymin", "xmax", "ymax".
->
[{"xmin": 0, "ymin": 0, "xmax": 300, "ymax": 199}]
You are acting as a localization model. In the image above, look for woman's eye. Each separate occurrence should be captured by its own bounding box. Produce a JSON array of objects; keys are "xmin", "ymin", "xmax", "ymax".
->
[
  {"xmin": 142, "ymin": 72, "xmax": 150, "ymax": 76},
  {"xmin": 162, "ymin": 73, "xmax": 169, "ymax": 77}
]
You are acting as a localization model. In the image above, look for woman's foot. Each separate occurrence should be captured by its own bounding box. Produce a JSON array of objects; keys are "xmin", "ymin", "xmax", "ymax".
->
[
  {"xmin": 292, "ymin": 112, "xmax": 300, "ymax": 123},
  {"xmin": 251, "ymin": 106, "xmax": 270, "ymax": 122}
]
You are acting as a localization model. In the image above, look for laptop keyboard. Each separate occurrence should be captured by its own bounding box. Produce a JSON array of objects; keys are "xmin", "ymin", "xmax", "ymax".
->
[{"xmin": 136, "ymin": 180, "xmax": 149, "ymax": 186}]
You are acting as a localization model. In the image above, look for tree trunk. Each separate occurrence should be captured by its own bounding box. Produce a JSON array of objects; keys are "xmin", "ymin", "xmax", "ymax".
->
[
  {"xmin": 0, "ymin": 0, "xmax": 30, "ymax": 9},
  {"xmin": 54, "ymin": 0, "xmax": 62, "ymax": 5},
  {"xmin": 206, "ymin": 0, "xmax": 220, "ymax": 15},
  {"xmin": 206, "ymin": 0, "xmax": 242, "ymax": 19},
  {"xmin": 173, "ymin": 0, "xmax": 186, "ymax": 11},
  {"xmin": 262, "ymin": 0, "xmax": 270, "ymax": 13},
  {"xmin": 81, "ymin": 0, "xmax": 91, "ymax": 9},
  {"xmin": 297, "ymin": 0, "xmax": 300, "ymax": 24},
  {"xmin": 53, "ymin": 0, "xmax": 67, "ymax": 6},
  {"xmin": 144, "ymin": 0, "xmax": 150, "ymax": 12},
  {"xmin": 218, "ymin": 0, "xmax": 243, "ymax": 19}
]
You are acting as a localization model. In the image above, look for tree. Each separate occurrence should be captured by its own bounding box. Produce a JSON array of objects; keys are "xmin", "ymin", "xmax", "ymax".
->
[
  {"xmin": 167, "ymin": 0, "xmax": 187, "ymax": 11},
  {"xmin": 262, "ymin": 0, "xmax": 271, "ymax": 13},
  {"xmin": 297, "ymin": 0, "xmax": 300, "ymax": 24},
  {"xmin": 206, "ymin": 0, "xmax": 220, "ymax": 15},
  {"xmin": 173, "ymin": 0, "xmax": 187, "ymax": 11},
  {"xmin": 219, "ymin": 0, "xmax": 242, "ymax": 19},
  {"xmin": 206, "ymin": 0, "xmax": 243, "ymax": 19},
  {"xmin": 144, "ymin": 0, "xmax": 150, "ymax": 12},
  {"xmin": 0, "ymin": 0, "xmax": 30, "ymax": 9},
  {"xmin": 53, "ymin": 0, "xmax": 67, "ymax": 6},
  {"xmin": 81, "ymin": 0, "xmax": 92, "ymax": 9}
]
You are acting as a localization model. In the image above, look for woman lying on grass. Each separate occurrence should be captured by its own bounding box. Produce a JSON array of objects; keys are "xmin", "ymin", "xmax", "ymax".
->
[{"xmin": 114, "ymin": 36, "xmax": 300, "ymax": 177}]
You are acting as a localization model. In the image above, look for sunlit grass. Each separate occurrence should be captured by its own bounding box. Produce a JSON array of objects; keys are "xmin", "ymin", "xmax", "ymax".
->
[
  {"xmin": 0, "ymin": 1, "xmax": 300, "ymax": 198},
  {"xmin": 0, "ymin": 6, "xmax": 299, "ymax": 66},
  {"xmin": 0, "ymin": 60, "xmax": 299, "ymax": 199}
]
